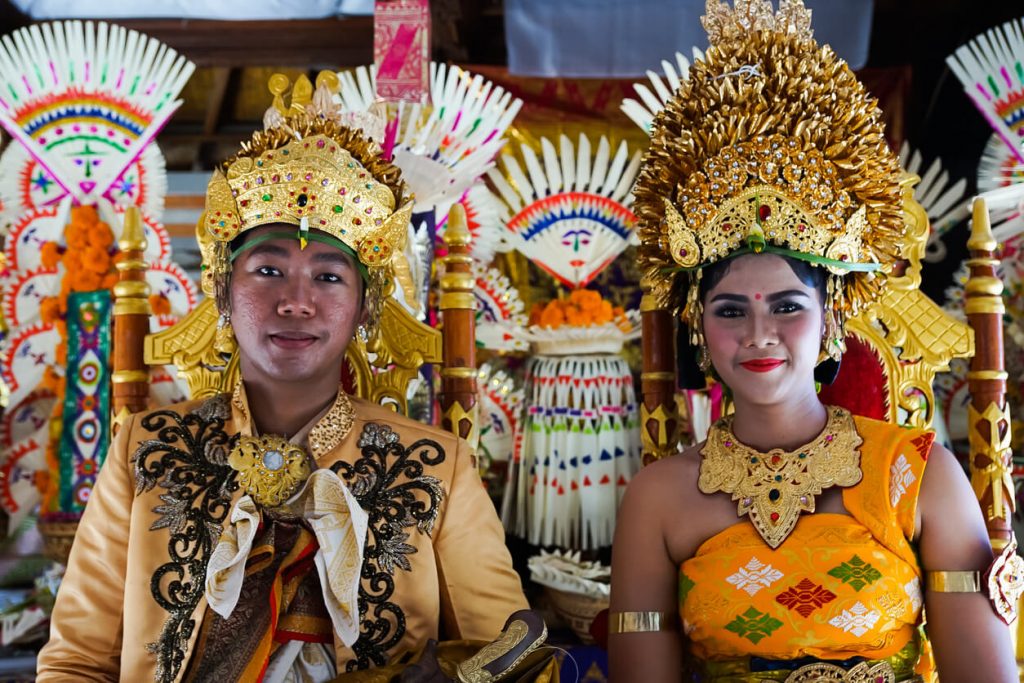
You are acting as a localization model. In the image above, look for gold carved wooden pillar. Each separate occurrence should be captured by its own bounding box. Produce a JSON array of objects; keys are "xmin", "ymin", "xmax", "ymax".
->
[
  {"xmin": 965, "ymin": 197, "xmax": 1014, "ymax": 549},
  {"xmin": 438, "ymin": 203, "xmax": 478, "ymax": 446},
  {"xmin": 111, "ymin": 207, "xmax": 152, "ymax": 421},
  {"xmin": 640, "ymin": 274, "xmax": 679, "ymax": 464}
]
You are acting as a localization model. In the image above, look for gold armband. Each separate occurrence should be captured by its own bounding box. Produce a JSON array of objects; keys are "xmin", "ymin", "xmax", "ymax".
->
[
  {"xmin": 925, "ymin": 538, "xmax": 1024, "ymax": 625},
  {"xmin": 608, "ymin": 611, "xmax": 677, "ymax": 634},
  {"xmin": 926, "ymin": 570, "xmax": 980, "ymax": 593}
]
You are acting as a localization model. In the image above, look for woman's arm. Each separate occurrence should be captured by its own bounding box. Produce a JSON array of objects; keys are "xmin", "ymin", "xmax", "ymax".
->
[
  {"xmin": 609, "ymin": 458, "xmax": 687, "ymax": 683},
  {"xmin": 917, "ymin": 441, "xmax": 1017, "ymax": 682},
  {"xmin": 36, "ymin": 413, "xmax": 137, "ymax": 681}
]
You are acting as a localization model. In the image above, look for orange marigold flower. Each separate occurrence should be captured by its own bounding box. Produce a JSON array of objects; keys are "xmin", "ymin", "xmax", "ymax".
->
[
  {"xmin": 101, "ymin": 273, "xmax": 118, "ymax": 290},
  {"xmin": 65, "ymin": 224, "xmax": 89, "ymax": 250},
  {"xmin": 538, "ymin": 304, "xmax": 565, "ymax": 329},
  {"xmin": 81, "ymin": 246, "xmax": 111, "ymax": 274},
  {"xmin": 71, "ymin": 269, "xmax": 102, "ymax": 292},
  {"xmin": 40, "ymin": 241, "xmax": 61, "ymax": 269},
  {"xmin": 39, "ymin": 297, "xmax": 62, "ymax": 324},
  {"xmin": 149, "ymin": 293, "xmax": 172, "ymax": 316},
  {"xmin": 71, "ymin": 205, "xmax": 98, "ymax": 224},
  {"xmin": 88, "ymin": 223, "xmax": 114, "ymax": 249}
]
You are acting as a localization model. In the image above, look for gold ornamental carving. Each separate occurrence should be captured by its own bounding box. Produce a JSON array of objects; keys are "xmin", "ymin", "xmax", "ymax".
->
[
  {"xmin": 968, "ymin": 401, "xmax": 1015, "ymax": 522},
  {"xmin": 845, "ymin": 174, "xmax": 973, "ymax": 429}
]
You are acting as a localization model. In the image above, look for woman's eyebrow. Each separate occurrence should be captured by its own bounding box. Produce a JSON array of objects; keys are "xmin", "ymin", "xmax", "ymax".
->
[
  {"xmin": 710, "ymin": 289, "xmax": 811, "ymax": 303},
  {"xmin": 709, "ymin": 293, "xmax": 747, "ymax": 303},
  {"xmin": 765, "ymin": 289, "xmax": 812, "ymax": 303}
]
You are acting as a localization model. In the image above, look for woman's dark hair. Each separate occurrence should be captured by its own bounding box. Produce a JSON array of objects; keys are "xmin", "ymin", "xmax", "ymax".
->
[{"xmin": 677, "ymin": 254, "xmax": 838, "ymax": 389}]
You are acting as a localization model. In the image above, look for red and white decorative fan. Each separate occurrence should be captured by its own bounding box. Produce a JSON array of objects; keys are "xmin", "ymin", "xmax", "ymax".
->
[{"xmin": 489, "ymin": 133, "xmax": 642, "ymax": 289}]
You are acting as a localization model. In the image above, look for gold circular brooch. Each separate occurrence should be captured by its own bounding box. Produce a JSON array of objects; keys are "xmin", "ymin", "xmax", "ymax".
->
[{"xmin": 228, "ymin": 435, "xmax": 312, "ymax": 508}]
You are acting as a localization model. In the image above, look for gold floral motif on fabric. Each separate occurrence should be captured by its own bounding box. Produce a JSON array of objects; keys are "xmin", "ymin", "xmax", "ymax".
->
[
  {"xmin": 699, "ymin": 406, "xmax": 863, "ymax": 548},
  {"xmin": 308, "ymin": 389, "xmax": 356, "ymax": 459}
]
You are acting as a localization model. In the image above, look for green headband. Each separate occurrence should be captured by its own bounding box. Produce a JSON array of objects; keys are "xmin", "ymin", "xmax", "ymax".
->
[
  {"xmin": 229, "ymin": 229, "xmax": 370, "ymax": 282},
  {"xmin": 663, "ymin": 242, "xmax": 882, "ymax": 275}
]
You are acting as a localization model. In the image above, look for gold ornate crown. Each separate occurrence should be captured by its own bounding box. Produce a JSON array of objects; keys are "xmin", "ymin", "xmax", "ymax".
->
[
  {"xmin": 198, "ymin": 72, "xmax": 415, "ymax": 330},
  {"xmin": 635, "ymin": 0, "xmax": 904, "ymax": 332}
]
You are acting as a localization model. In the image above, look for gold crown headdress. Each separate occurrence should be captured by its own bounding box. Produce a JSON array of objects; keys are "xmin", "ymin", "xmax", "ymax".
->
[
  {"xmin": 634, "ymin": 0, "xmax": 904, "ymax": 349},
  {"xmin": 198, "ymin": 71, "xmax": 415, "ymax": 337}
]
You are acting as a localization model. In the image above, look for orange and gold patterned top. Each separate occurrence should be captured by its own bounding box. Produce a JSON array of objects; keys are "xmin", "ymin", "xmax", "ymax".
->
[{"xmin": 680, "ymin": 415, "xmax": 936, "ymax": 679}]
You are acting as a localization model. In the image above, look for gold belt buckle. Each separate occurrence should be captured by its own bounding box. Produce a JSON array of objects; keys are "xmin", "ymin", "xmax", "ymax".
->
[{"xmin": 778, "ymin": 660, "xmax": 897, "ymax": 683}]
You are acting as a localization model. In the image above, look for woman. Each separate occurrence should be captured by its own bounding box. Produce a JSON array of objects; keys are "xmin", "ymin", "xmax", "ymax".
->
[
  {"xmin": 36, "ymin": 74, "xmax": 528, "ymax": 682},
  {"xmin": 609, "ymin": 1, "xmax": 1018, "ymax": 681}
]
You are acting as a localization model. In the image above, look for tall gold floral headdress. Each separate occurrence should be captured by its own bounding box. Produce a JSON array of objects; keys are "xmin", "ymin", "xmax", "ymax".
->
[
  {"xmin": 634, "ymin": 0, "xmax": 904, "ymax": 354},
  {"xmin": 198, "ymin": 71, "xmax": 414, "ymax": 339}
]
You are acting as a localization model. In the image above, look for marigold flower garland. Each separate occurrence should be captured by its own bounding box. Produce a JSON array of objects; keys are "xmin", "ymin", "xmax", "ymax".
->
[{"xmin": 528, "ymin": 288, "xmax": 632, "ymax": 332}]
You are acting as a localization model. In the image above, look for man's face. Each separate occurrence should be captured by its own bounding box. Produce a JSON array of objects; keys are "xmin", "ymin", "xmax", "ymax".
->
[{"xmin": 229, "ymin": 227, "xmax": 365, "ymax": 387}]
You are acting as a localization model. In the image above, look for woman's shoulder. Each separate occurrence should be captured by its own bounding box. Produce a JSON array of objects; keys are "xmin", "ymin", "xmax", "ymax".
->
[
  {"xmin": 622, "ymin": 446, "xmax": 706, "ymax": 524},
  {"xmin": 628, "ymin": 443, "xmax": 702, "ymax": 498}
]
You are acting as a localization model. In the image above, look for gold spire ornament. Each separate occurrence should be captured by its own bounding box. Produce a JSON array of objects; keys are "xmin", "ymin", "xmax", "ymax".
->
[
  {"xmin": 699, "ymin": 406, "xmax": 863, "ymax": 548},
  {"xmin": 633, "ymin": 0, "xmax": 904, "ymax": 345}
]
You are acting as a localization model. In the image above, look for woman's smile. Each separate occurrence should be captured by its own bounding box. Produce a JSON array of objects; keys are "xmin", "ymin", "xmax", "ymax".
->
[{"xmin": 739, "ymin": 358, "xmax": 785, "ymax": 372}]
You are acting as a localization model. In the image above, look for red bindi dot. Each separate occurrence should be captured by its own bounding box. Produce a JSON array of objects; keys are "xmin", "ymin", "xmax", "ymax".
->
[{"xmin": 755, "ymin": 293, "xmax": 762, "ymax": 300}]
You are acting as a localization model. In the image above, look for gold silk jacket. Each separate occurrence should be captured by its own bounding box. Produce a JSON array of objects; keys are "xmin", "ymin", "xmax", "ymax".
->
[{"xmin": 37, "ymin": 389, "xmax": 528, "ymax": 682}]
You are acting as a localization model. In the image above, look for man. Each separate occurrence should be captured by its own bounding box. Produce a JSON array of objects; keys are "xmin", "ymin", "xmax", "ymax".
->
[{"xmin": 37, "ymin": 74, "xmax": 528, "ymax": 682}]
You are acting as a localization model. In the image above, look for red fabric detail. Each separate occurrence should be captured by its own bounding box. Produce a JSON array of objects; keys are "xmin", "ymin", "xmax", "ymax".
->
[
  {"xmin": 340, "ymin": 357, "xmax": 357, "ymax": 395},
  {"xmin": 817, "ymin": 336, "xmax": 887, "ymax": 420},
  {"xmin": 911, "ymin": 433, "xmax": 935, "ymax": 460},
  {"xmin": 274, "ymin": 629, "xmax": 334, "ymax": 645},
  {"xmin": 775, "ymin": 578, "xmax": 837, "ymax": 617}
]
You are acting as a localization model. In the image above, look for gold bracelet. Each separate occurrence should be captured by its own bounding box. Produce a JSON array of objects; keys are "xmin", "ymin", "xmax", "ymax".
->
[
  {"xmin": 926, "ymin": 570, "xmax": 981, "ymax": 592},
  {"xmin": 608, "ymin": 611, "xmax": 676, "ymax": 634}
]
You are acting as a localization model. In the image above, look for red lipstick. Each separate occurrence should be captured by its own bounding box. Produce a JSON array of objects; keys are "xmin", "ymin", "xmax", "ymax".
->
[{"xmin": 740, "ymin": 359, "xmax": 784, "ymax": 372}]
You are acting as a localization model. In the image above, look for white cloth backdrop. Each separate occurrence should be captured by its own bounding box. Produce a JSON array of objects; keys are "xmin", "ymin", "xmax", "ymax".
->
[{"xmin": 505, "ymin": 0, "xmax": 874, "ymax": 78}]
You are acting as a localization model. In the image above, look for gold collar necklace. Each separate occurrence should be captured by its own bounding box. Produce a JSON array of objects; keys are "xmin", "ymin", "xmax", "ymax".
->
[{"xmin": 698, "ymin": 405, "xmax": 863, "ymax": 548}]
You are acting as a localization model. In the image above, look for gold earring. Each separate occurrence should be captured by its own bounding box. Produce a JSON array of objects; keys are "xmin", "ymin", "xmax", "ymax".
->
[
  {"xmin": 215, "ymin": 314, "xmax": 236, "ymax": 357},
  {"xmin": 822, "ymin": 309, "xmax": 843, "ymax": 362},
  {"xmin": 698, "ymin": 343, "xmax": 711, "ymax": 372}
]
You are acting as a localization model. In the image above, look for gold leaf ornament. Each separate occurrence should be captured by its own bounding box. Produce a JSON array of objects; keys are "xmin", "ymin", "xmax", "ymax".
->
[{"xmin": 228, "ymin": 435, "xmax": 312, "ymax": 508}]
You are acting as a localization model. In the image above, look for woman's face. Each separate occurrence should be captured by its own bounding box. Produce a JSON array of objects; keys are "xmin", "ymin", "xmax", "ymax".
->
[
  {"xmin": 702, "ymin": 254, "xmax": 824, "ymax": 407},
  {"xmin": 229, "ymin": 226, "xmax": 366, "ymax": 387}
]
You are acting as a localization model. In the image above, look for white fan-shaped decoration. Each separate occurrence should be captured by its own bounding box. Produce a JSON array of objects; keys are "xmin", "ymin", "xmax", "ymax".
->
[
  {"xmin": 621, "ymin": 48, "xmax": 704, "ymax": 134},
  {"xmin": 978, "ymin": 182, "xmax": 1024, "ymax": 243},
  {"xmin": 473, "ymin": 263, "xmax": 528, "ymax": 352},
  {"xmin": 947, "ymin": 18, "xmax": 1024, "ymax": 164},
  {"xmin": 0, "ymin": 141, "xmax": 167, "ymax": 234},
  {"xmin": 489, "ymin": 133, "xmax": 642, "ymax": 289},
  {"xmin": 898, "ymin": 142, "xmax": 969, "ymax": 263},
  {"xmin": 476, "ymin": 363, "xmax": 525, "ymax": 466},
  {"xmin": 0, "ymin": 21, "xmax": 193, "ymax": 229},
  {"xmin": 978, "ymin": 132, "xmax": 1024, "ymax": 193},
  {"xmin": 336, "ymin": 62, "xmax": 522, "ymax": 217},
  {"xmin": 441, "ymin": 184, "xmax": 507, "ymax": 265}
]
